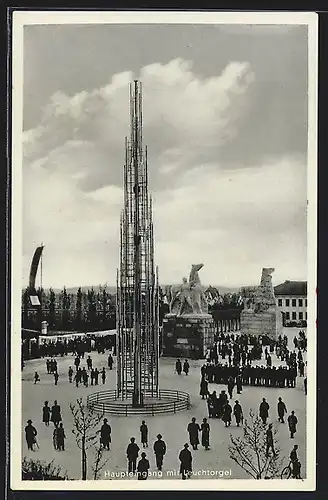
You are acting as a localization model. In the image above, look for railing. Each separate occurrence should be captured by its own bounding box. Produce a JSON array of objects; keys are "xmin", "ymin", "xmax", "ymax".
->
[{"xmin": 87, "ymin": 389, "xmax": 191, "ymax": 416}]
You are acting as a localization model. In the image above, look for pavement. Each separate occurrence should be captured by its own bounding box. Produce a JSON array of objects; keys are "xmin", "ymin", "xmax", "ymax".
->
[{"xmin": 21, "ymin": 328, "xmax": 307, "ymax": 481}]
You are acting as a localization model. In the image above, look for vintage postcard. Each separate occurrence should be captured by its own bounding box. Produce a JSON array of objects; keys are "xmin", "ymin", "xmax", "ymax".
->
[{"xmin": 10, "ymin": 10, "xmax": 318, "ymax": 491}]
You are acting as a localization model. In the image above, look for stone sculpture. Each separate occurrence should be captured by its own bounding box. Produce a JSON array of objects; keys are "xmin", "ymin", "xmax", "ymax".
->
[{"xmin": 169, "ymin": 263, "xmax": 209, "ymax": 316}]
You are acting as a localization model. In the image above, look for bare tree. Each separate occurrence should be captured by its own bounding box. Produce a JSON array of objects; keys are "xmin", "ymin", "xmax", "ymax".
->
[
  {"xmin": 70, "ymin": 398, "xmax": 104, "ymax": 480},
  {"xmin": 92, "ymin": 445, "xmax": 110, "ymax": 480},
  {"xmin": 22, "ymin": 457, "xmax": 68, "ymax": 480},
  {"xmin": 228, "ymin": 409, "xmax": 285, "ymax": 479}
]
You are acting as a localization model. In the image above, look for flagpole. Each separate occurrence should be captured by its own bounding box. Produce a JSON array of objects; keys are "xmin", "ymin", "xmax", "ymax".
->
[{"xmin": 40, "ymin": 242, "xmax": 43, "ymax": 331}]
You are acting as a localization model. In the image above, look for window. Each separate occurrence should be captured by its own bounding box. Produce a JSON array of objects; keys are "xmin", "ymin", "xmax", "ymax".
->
[
  {"xmin": 278, "ymin": 299, "xmax": 282, "ymax": 307},
  {"xmin": 292, "ymin": 299, "xmax": 297, "ymax": 307},
  {"xmin": 285, "ymin": 299, "xmax": 290, "ymax": 307},
  {"xmin": 299, "ymin": 312, "xmax": 303, "ymax": 320},
  {"xmin": 292, "ymin": 312, "xmax": 297, "ymax": 320},
  {"xmin": 305, "ymin": 299, "xmax": 308, "ymax": 307},
  {"xmin": 285, "ymin": 312, "xmax": 290, "ymax": 320},
  {"xmin": 299, "ymin": 299, "xmax": 303, "ymax": 307},
  {"xmin": 305, "ymin": 312, "xmax": 307, "ymax": 320}
]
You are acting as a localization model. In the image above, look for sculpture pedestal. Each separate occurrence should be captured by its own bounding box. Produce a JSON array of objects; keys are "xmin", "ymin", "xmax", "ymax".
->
[
  {"xmin": 240, "ymin": 308, "xmax": 277, "ymax": 337},
  {"xmin": 162, "ymin": 313, "xmax": 215, "ymax": 359}
]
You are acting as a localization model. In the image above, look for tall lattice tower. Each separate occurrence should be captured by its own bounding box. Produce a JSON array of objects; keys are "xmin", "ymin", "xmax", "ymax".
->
[{"xmin": 116, "ymin": 80, "xmax": 160, "ymax": 407}]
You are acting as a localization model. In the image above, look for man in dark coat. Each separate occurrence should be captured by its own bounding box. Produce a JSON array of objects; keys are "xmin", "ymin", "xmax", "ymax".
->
[
  {"xmin": 222, "ymin": 401, "xmax": 232, "ymax": 427},
  {"xmin": 68, "ymin": 366, "xmax": 73, "ymax": 383},
  {"xmin": 183, "ymin": 360, "xmax": 190, "ymax": 375},
  {"xmin": 54, "ymin": 371, "xmax": 59, "ymax": 385},
  {"xmin": 277, "ymin": 397, "xmax": 287, "ymax": 423},
  {"xmin": 126, "ymin": 437, "xmax": 140, "ymax": 473},
  {"xmin": 100, "ymin": 418, "xmax": 111, "ymax": 450},
  {"xmin": 50, "ymin": 400, "xmax": 62, "ymax": 427},
  {"xmin": 290, "ymin": 444, "xmax": 301, "ymax": 479},
  {"xmin": 287, "ymin": 411, "xmax": 298, "ymax": 438},
  {"xmin": 140, "ymin": 420, "xmax": 148, "ymax": 448},
  {"xmin": 233, "ymin": 400, "xmax": 243, "ymax": 427},
  {"xmin": 200, "ymin": 418, "xmax": 210, "ymax": 450},
  {"xmin": 25, "ymin": 420, "xmax": 37, "ymax": 451},
  {"xmin": 227, "ymin": 376, "xmax": 235, "ymax": 399},
  {"xmin": 56, "ymin": 423, "xmax": 66, "ymax": 451},
  {"xmin": 179, "ymin": 443, "xmax": 192, "ymax": 480},
  {"xmin": 175, "ymin": 359, "xmax": 182, "ymax": 375},
  {"xmin": 259, "ymin": 398, "xmax": 270, "ymax": 425},
  {"xmin": 200, "ymin": 377, "xmax": 208, "ymax": 400},
  {"xmin": 236, "ymin": 374, "xmax": 243, "ymax": 394},
  {"xmin": 137, "ymin": 452, "xmax": 150, "ymax": 480},
  {"xmin": 187, "ymin": 417, "xmax": 200, "ymax": 450},
  {"xmin": 108, "ymin": 353, "xmax": 113, "ymax": 370},
  {"xmin": 265, "ymin": 423, "xmax": 275, "ymax": 457},
  {"xmin": 153, "ymin": 434, "xmax": 166, "ymax": 471}
]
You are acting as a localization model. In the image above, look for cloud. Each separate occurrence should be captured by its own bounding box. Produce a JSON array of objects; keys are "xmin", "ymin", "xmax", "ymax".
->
[
  {"xmin": 23, "ymin": 58, "xmax": 254, "ymax": 193},
  {"xmin": 22, "ymin": 57, "xmax": 306, "ymax": 288}
]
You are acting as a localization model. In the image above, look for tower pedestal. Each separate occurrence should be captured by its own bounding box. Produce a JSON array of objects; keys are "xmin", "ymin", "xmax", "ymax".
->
[{"xmin": 162, "ymin": 313, "xmax": 215, "ymax": 359}]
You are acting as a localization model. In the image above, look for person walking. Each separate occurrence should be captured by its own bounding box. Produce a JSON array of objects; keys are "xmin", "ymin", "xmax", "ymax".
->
[
  {"xmin": 34, "ymin": 372, "xmax": 40, "ymax": 384},
  {"xmin": 179, "ymin": 443, "xmax": 192, "ymax": 480},
  {"xmin": 90, "ymin": 368, "xmax": 95, "ymax": 386},
  {"xmin": 187, "ymin": 417, "xmax": 200, "ymax": 450},
  {"xmin": 265, "ymin": 423, "xmax": 275, "ymax": 457},
  {"xmin": 100, "ymin": 418, "xmax": 111, "ymax": 450},
  {"xmin": 175, "ymin": 359, "xmax": 182, "ymax": 375},
  {"xmin": 25, "ymin": 420, "xmax": 37, "ymax": 451},
  {"xmin": 222, "ymin": 401, "xmax": 232, "ymax": 427},
  {"xmin": 236, "ymin": 374, "xmax": 243, "ymax": 394},
  {"xmin": 227, "ymin": 376, "xmax": 235, "ymax": 399},
  {"xmin": 183, "ymin": 360, "xmax": 190, "ymax": 375},
  {"xmin": 233, "ymin": 400, "xmax": 243, "ymax": 427},
  {"xmin": 54, "ymin": 371, "xmax": 59, "ymax": 386},
  {"xmin": 153, "ymin": 434, "xmax": 166, "ymax": 471},
  {"xmin": 56, "ymin": 423, "xmax": 66, "ymax": 451},
  {"xmin": 50, "ymin": 400, "xmax": 62, "ymax": 428},
  {"xmin": 201, "ymin": 418, "xmax": 210, "ymax": 451},
  {"xmin": 290, "ymin": 444, "xmax": 302, "ymax": 479},
  {"xmin": 101, "ymin": 368, "xmax": 106, "ymax": 385},
  {"xmin": 108, "ymin": 353, "xmax": 113, "ymax": 370},
  {"xmin": 94, "ymin": 368, "xmax": 99, "ymax": 386},
  {"xmin": 277, "ymin": 397, "xmax": 287, "ymax": 423},
  {"xmin": 87, "ymin": 355, "xmax": 93, "ymax": 370},
  {"xmin": 126, "ymin": 437, "xmax": 140, "ymax": 474},
  {"xmin": 259, "ymin": 398, "xmax": 270, "ymax": 425},
  {"xmin": 68, "ymin": 366, "xmax": 73, "ymax": 383},
  {"xmin": 200, "ymin": 376, "xmax": 209, "ymax": 400},
  {"xmin": 287, "ymin": 411, "xmax": 298, "ymax": 438},
  {"xmin": 140, "ymin": 420, "xmax": 148, "ymax": 448},
  {"xmin": 42, "ymin": 401, "xmax": 50, "ymax": 427},
  {"xmin": 137, "ymin": 452, "xmax": 150, "ymax": 480}
]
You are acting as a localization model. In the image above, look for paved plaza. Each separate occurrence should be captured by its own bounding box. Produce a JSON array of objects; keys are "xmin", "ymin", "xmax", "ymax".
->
[{"xmin": 21, "ymin": 329, "xmax": 306, "ymax": 481}]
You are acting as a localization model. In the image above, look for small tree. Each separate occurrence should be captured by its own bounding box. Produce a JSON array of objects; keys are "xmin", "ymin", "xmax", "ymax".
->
[
  {"xmin": 92, "ymin": 445, "xmax": 110, "ymax": 480},
  {"xmin": 22, "ymin": 457, "xmax": 68, "ymax": 480},
  {"xmin": 70, "ymin": 398, "xmax": 104, "ymax": 480},
  {"xmin": 228, "ymin": 409, "xmax": 285, "ymax": 479}
]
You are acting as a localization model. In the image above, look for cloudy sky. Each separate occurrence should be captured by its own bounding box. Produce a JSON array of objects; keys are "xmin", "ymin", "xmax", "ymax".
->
[{"xmin": 22, "ymin": 23, "xmax": 308, "ymax": 289}]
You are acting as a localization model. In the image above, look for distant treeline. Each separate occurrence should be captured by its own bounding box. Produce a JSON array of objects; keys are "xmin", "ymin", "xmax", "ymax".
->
[{"xmin": 21, "ymin": 285, "xmax": 243, "ymax": 333}]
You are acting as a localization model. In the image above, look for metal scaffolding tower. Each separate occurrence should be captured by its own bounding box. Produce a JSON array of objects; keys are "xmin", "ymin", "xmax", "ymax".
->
[{"xmin": 116, "ymin": 80, "xmax": 160, "ymax": 407}]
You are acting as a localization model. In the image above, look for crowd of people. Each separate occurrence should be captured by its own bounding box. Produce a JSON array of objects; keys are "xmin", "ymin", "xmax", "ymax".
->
[
  {"xmin": 25, "ymin": 335, "xmax": 116, "ymax": 360},
  {"xmin": 24, "ymin": 329, "xmax": 306, "ymax": 480}
]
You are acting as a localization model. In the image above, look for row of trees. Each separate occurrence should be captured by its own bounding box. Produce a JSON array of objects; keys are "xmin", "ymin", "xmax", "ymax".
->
[
  {"xmin": 22, "ymin": 286, "xmax": 117, "ymax": 332},
  {"xmin": 21, "ymin": 284, "xmax": 243, "ymax": 333}
]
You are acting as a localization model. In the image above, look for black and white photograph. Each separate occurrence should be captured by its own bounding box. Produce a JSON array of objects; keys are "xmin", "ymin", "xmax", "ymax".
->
[{"xmin": 11, "ymin": 10, "xmax": 317, "ymax": 491}]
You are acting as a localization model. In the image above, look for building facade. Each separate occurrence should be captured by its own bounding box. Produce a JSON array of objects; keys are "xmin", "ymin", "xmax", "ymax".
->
[{"xmin": 274, "ymin": 281, "xmax": 307, "ymax": 327}]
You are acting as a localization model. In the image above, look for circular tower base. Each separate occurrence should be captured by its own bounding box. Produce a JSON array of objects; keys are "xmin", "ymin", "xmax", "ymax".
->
[{"xmin": 87, "ymin": 389, "xmax": 191, "ymax": 416}]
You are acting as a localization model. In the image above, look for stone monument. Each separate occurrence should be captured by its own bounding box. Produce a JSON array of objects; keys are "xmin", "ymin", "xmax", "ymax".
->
[
  {"xmin": 240, "ymin": 267, "xmax": 278, "ymax": 337},
  {"xmin": 162, "ymin": 264, "xmax": 215, "ymax": 358}
]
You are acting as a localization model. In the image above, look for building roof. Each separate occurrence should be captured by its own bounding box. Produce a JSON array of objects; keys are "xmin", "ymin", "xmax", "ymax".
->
[{"xmin": 274, "ymin": 281, "xmax": 307, "ymax": 296}]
